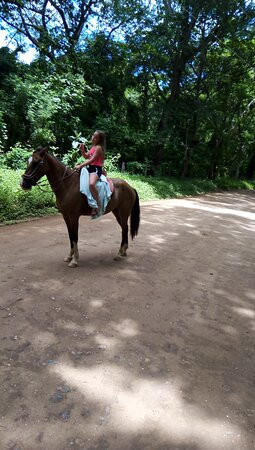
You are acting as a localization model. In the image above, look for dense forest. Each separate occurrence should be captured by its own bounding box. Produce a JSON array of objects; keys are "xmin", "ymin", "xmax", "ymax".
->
[{"xmin": 0, "ymin": 0, "xmax": 255, "ymax": 179}]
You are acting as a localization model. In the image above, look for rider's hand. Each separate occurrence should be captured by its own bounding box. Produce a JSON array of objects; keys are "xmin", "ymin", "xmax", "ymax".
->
[{"xmin": 80, "ymin": 143, "xmax": 87, "ymax": 152}]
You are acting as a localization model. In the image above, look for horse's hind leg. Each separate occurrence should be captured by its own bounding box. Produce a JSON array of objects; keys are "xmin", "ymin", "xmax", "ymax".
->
[
  {"xmin": 113, "ymin": 209, "xmax": 129, "ymax": 258},
  {"xmin": 63, "ymin": 217, "xmax": 79, "ymax": 268}
]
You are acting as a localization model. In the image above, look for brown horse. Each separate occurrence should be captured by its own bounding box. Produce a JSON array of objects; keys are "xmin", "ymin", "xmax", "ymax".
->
[{"xmin": 21, "ymin": 147, "xmax": 140, "ymax": 267}]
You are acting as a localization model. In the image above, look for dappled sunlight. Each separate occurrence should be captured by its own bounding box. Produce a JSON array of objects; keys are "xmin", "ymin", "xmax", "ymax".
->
[
  {"xmin": 1, "ymin": 192, "xmax": 254, "ymax": 449},
  {"xmin": 245, "ymin": 291, "xmax": 255, "ymax": 301},
  {"xmin": 148, "ymin": 234, "xmax": 166, "ymax": 245},
  {"xmin": 164, "ymin": 231, "xmax": 180, "ymax": 236},
  {"xmin": 213, "ymin": 289, "xmax": 254, "ymax": 310},
  {"xmin": 29, "ymin": 278, "xmax": 64, "ymax": 291},
  {"xmin": 141, "ymin": 218, "xmax": 162, "ymax": 226},
  {"xmin": 209, "ymin": 285, "xmax": 255, "ymax": 339},
  {"xmin": 33, "ymin": 331, "xmax": 59, "ymax": 349},
  {"xmin": 89, "ymin": 299, "xmax": 104, "ymax": 309},
  {"xmin": 174, "ymin": 201, "xmax": 255, "ymax": 221},
  {"xmin": 51, "ymin": 363, "xmax": 242, "ymax": 449},
  {"xmin": 112, "ymin": 318, "xmax": 139, "ymax": 337},
  {"xmin": 183, "ymin": 223, "xmax": 196, "ymax": 228},
  {"xmin": 233, "ymin": 307, "xmax": 255, "ymax": 319},
  {"xmin": 188, "ymin": 229, "xmax": 201, "ymax": 236},
  {"xmin": 238, "ymin": 223, "xmax": 255, "ymax": 232},
  {"xmin": 95, "ymin": 334, "xmax": 120, "ymax": 350},
  {"xmin": 222, "ymin": 325, "xmax": 238, "ymax": 336},
  {"xmin": 60, "ymin": 320, "xmax": 96, "ymax": 334},
  {"xmin": 116, "ymin": 268, "xmax": 142, "ymax": 280}
]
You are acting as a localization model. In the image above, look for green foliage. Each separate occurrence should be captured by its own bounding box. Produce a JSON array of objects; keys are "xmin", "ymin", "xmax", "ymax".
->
[
  {"xmin": 0, "ymin": 169, "xmax": 56, "ymax": 223},
  {"xmin": 61, "ymin": 134, "xmax": 90, "ymax": 167},
  {"xmin": 0, "ymin": 145, "xmax": 31, "ymax": 170},
  {"xmin": 0, "ymin": 165, "xmax": 254, "ymax": 224},
  {"xmin": 0, "ymin": 114, "xmax": 8, "ymax": 152},
  {"xmin": 215, "ymin": 178, "xmax": 255, "ymax": 191},
  {"xmin": 61, "ymin": 147, "xmax": 83, "ymax": 168},
  {"xmin": 0, "ymin": 2, "xmax": 255, "ymax": 180},
  {"xmin": 104, "ymin": 153, "xmax": 121, "ymax": 172},
  {"xmin": 108, "ymin": 172, "xmax": 255, "ymax": 202},
  {"xmin": 25, "ymin": 73, "xmax": 90, "ymax": 147},
  {"xmin": 126, "ymin": 159, "xmax": 152, "ymax": 176}
]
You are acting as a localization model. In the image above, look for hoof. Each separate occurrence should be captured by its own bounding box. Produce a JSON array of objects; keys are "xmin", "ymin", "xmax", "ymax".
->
[
  {"xmin": 114, "ymin": 255, "xmax": 122, "ymax": 261},
  {"xmin": 68, "ymin": 261, "xmax": 78, "ymax": 268},
  {"xmin": 64, "ymin": 256, "xmax": 72, "ymax": 262}
]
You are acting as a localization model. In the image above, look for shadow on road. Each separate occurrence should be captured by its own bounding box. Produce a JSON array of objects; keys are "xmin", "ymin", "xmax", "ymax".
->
[{"xmin": 0, "ymin": 191, "xmax": 254, "ymax": 449}]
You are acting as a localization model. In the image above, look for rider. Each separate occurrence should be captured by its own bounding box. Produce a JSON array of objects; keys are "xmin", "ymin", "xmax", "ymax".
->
[{"xmin": 75, "ymin": 130, "xmax": 106, "ymax": 216}]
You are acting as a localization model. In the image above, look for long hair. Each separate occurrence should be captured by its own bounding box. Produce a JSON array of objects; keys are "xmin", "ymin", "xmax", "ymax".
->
[{"xmin": 95, "ymin": 130, "xmax": 106, "ymax": 155}]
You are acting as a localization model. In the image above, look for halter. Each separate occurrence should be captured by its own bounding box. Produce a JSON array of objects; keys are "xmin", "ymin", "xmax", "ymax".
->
[{"xmin": 22, "ymin": 160, "xmax": 44, "ymax": 183}]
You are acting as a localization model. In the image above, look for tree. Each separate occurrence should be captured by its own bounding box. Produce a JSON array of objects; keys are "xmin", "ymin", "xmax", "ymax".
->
[{"xmin": 0, "ymin": 0, "xmax": 99, "ymax": 61}]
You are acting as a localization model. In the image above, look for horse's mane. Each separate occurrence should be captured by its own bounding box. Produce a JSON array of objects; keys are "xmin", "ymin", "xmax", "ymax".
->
[{"xmin": 35, "ymin": 147, "xmax": 73, "ymax": 172}]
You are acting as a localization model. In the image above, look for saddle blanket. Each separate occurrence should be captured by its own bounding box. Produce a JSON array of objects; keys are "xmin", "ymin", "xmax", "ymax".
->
[{"xmin": 80, "ymin": 167, "xmax": 113, "ymax": 219}]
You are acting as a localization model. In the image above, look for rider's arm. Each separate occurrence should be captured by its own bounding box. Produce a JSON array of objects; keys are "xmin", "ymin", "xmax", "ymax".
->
[
  {"xmin": 75, "ymin": 146, "xmax": 102, "ymax": 170},
  {"xmin": 80, "ymin": 143, "xmax": 90, "ymax": 159},
  {"xmin": 83, "ymin": 146, "xmax": 102, "ymax": 166}
]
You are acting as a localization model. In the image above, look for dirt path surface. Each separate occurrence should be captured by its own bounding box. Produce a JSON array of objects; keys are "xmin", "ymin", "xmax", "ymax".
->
[{"xmin": 0, "ymin": 191, "xmax": 255, "ymax": 450}]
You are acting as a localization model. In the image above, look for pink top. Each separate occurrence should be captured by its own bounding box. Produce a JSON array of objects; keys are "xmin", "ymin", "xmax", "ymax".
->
[{"xmin": 88, "ymin": 146, "xmax": 104, "ymax": 167}]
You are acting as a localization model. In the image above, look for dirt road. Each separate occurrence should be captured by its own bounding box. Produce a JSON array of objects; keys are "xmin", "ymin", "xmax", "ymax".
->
[{"xmin": 0, "ymin": 191, "xmax": 255, "ymax": 450}]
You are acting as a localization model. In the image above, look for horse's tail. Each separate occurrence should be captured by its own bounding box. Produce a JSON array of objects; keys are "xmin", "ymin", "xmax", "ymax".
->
[{"xmin": 130, "ymin": 189, "xmax": 140, "ymax": 240}]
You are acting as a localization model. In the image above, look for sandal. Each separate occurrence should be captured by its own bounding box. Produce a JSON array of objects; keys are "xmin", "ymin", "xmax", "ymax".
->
[{"xmin": 91, "ymin": 208, "xmax": 98, "ymax": 216}]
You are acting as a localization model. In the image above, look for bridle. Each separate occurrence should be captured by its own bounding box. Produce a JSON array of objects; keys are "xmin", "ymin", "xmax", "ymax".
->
[
  {"xmin": 22, "ymin": 159, "xmax": 44, "ymax": 184},
  {"xmin": 22, "ymin": 155, "xmax": 76, "ymax": 192}
]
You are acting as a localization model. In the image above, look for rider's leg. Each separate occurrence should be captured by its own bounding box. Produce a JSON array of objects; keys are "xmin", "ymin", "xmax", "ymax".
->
[{"xmin": 89, "ymin": 173, "xmax": 100, "ymax": 214}]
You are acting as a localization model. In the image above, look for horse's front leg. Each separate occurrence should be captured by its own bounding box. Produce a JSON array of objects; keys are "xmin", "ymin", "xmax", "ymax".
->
[
  {"xmin": 64, "ymin": 247, "xmax": 74, "ymax": 263},
  {"xmin": 63, "ymin": 216, "xmax": 79, "ymax": 268}
]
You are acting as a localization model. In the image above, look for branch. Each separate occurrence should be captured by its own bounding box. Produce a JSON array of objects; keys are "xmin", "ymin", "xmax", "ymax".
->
[
  {"xmin": 18, "ymin": 7, "xmax": 40, "ymax": 48},
  {"xmin": 49, "ymin": 0, "xmax": 70, "ymax": 37},
  {"xmin": 163, "ymin": 0, "xmax": 174, "ymax": 16},
  {"xmin": 42, "ymin": 0, "xmax": 49, "ymax": 31},
  {"xmin": 151, "ymin": 72, "xmax": 168, "ymax": 101},
  {"xmin": 0, "ymin": 14, "xmax": 40, "ymax": 49},
  {"xmin": 100, "ymin": 21, "xmax": 126, "ymax": 55},
  {"xmin": 72, "ymin": 0, "xmax": 95, "ymax": 42}
]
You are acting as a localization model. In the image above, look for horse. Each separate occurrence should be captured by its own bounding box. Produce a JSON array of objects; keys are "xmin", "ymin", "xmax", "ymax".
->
[{"xmin": 20, "ymin": 147, "xmax": 140, "ymax": 267}]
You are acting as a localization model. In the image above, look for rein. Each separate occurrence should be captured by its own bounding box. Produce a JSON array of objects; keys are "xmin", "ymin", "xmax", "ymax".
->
[
  {"xmin": 22, "ymin": 160, "xmax": 43, "ymax": 181},
  {"xmin": 23, "ymin": 156, "xmax": 77, "ymax": 192}
]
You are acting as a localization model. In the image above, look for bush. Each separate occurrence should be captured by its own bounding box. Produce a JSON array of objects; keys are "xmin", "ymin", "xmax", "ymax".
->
[
  {"xmin": 216, "ymin": 177, "xmax": 255, "ymax": 190},
  {"xmin": 61, "ymin": 134, "xmax": 90, "ymax": 167},
  {"xmin": 126, "ymin": 158, "xmax": 152, "ymax": 176},
  {"xmin": 1, "ymin": 145, "xmax": 31, "ymax": 170},
  {"xmin": 0, "ymin": 166, "xmax": 254, "ymax": 224},
  {"xmin": 0, "ymin": 169, "xmax": 57, "ymax": 223},
  {"xmin": 104, "ymin": 153, "xmax": 121, "ymax": 172},
  {"xmin": 61, "ymin": 147, "xmax": 83, "ymax": 167}
]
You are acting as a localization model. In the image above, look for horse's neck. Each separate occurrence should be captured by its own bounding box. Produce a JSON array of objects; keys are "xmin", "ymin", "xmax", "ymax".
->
[{"xmin": 45, "ymin": 154, "xmax": 73, "ymax": 194}]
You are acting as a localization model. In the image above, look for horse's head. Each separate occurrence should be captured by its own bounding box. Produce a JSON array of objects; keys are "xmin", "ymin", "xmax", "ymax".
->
[{"xmin": 20, "ymin": 146, "xmax": 48, "ymax": 190}]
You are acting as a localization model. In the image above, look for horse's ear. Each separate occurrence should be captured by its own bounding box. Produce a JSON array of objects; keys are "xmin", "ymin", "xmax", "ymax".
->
[{"xmin": 37, "ymin": 146, "xmax": 48, "ymax": 157}]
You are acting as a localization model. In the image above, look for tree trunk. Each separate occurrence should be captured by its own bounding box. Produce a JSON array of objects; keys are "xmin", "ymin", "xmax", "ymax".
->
[
  {"xmin": 207, "ymin": 136, "xmax": 223, "ymax": 179},
  {"xmin": 154, "ymin": 6, "xmax": 199, "ymax": 165},
  {"xmin": 246, "ymin": 149, "xmax": 255, "ymax": 179}
]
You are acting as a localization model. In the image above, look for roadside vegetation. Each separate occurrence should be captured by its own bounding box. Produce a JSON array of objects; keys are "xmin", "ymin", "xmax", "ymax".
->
[
  {"xmin": 1, "ymin": 1, "xmax": 255, "ymax": 224},
  {"xmin": 1, "ymin": 150, "xmax": 254, "ymax": 225}
]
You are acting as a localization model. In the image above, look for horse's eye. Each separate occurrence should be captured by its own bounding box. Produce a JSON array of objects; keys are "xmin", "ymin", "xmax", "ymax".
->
[{"xmin": 28, "ymin": 156, "xmax": 33, "ymax": 164}]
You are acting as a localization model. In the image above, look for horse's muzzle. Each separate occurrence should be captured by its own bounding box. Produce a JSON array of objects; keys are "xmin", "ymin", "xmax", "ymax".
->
[{"xmin": 20, "ymin": 178, "xmax": 33, "ymax": 190}]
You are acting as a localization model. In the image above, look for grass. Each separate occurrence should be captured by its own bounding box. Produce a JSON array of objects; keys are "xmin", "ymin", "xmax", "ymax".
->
[
  {"xmin": 110, "ymin": 171, "xmax": 255, "ymax": 201},
  {"xmin": 0, "ymin": 168, "xmax": 254, "ymax": 225},
  {"xmin": 0, "ymin": 169, "xmax": 56, "ymax": 225}
]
